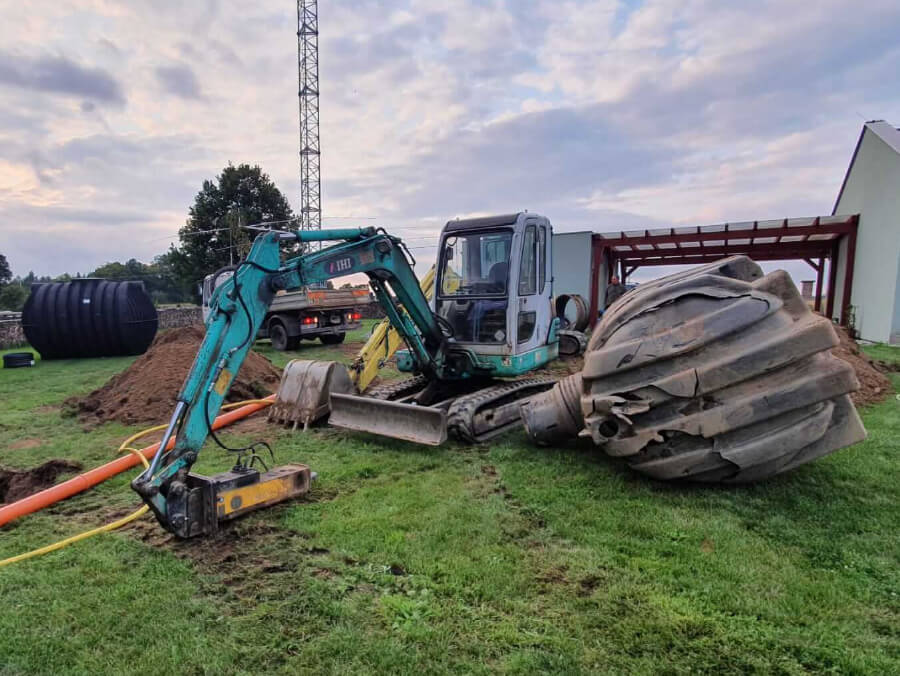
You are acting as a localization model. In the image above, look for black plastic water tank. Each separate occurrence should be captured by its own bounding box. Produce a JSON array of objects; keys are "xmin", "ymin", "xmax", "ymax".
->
[{"xmin": 22, "ymin": 279, "xmax": 158, "ymax": 359}]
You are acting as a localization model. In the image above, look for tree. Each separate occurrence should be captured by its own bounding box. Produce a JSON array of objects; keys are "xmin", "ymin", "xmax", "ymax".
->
[
  {"xmin": 168, "ymin": 164, "xmax": 295, "ymax": 295},
  {"xmin": 0, "ymin": 253, "xmax": 11, "ymax": 286},
  {"xmin": 88, "ymin": 257, "xmax": 194, "ymax": 305},
  {"xmin": 0, "ymin": 283, "xmax": 26, "ymax": 311}
]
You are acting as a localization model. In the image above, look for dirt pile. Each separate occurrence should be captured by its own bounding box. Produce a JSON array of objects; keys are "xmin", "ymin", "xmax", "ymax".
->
[
  {"xmin": 830, "ymin": 324, "xmax": 892, "ymax": 406},
  {"xmin": 69, "ymin": 326, "xmax": 281, "ymax": 425},
  {"xmin": 0, "ymin": 460, "xmax": 83, "ymax": 503}
]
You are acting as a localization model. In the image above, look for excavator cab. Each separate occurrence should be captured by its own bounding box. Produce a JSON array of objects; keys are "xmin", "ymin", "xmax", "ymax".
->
[
  {"xmin": 395, "ymin": 213, "xmax": 559, "ymax": 375},
  {"xmin": 327, "ymin": 213, "xmax": 563, "ymax": 445}
]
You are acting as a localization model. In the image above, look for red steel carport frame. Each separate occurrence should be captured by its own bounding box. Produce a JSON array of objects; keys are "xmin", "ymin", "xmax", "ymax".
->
[{"xmin": 589, "ymin": 214, "xmax": 859, "ymax": 326}]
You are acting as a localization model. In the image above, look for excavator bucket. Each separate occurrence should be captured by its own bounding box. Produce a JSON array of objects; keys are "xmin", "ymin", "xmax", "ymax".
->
[
  {"xmin": 329, "ymin": 392, "xmax": 448, "ymax": 446},
  {"xmin": 268, "ymin": 360, "xmax": 353, "ymax": 429}
]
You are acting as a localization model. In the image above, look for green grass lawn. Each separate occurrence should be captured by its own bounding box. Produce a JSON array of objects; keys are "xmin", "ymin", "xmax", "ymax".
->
[
  {"xmin": 0, "ymin": 334, "xmax": 898, "ymax": 674},
  {"xmin": 863, "ymin": 342, "xmax": 900, "ymax": 368}
]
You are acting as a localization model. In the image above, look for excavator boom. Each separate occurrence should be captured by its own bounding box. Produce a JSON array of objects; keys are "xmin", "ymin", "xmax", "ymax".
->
[
  {"xmin": 132, "ymin": 227, "xmax": 449, "ymax": 537},
  {"xmin": 349, "ymin": 265, "xmax": 436, "ymax": 393}
]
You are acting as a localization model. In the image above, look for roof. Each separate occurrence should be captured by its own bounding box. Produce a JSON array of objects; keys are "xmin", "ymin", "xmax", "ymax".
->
[
  {"xmin": 594, "ymin": 215, "xmax": 858, "ymax": 267},
  {"xmin": 833, "ymin": 120, "xmax": 900, "ymax": 214},
  {"xmin": 444, "ymin": 213, "xmax": 521, "ymax": 232}
]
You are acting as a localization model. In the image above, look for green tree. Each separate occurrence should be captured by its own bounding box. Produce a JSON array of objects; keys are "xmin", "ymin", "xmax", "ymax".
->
[
  {"xmin": 167, "ymin": 164, "xmax": 295, "ymax": 296},
  {"xmin": 88, "ymin": 257, "xmax": 193, "ymax": 305},
  {"xmin": 0, "ymin": 253, "xmax": 12, "ymax": 286},
  {"xmin": 0, "ymin": 283, "xmax": 26, "ymax": 311}
]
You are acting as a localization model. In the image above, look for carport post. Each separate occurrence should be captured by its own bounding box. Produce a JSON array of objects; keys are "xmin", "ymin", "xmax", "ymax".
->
[
  {"xmin": 840, "ymin": 221, "xmax": 858, "ymax": 327},
  {"xmin": 814, "ymin": 255, "xmax": 825, "ymax": 312},
  {"xmin": 826, "ymin": 240, "xmax": 839, "ymax": 320}
]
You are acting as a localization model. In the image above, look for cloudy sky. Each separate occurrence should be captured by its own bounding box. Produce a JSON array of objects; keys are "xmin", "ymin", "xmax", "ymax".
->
[{"xmin": 1, "ymin": 0, "xmax": 899, "ymax": 283}]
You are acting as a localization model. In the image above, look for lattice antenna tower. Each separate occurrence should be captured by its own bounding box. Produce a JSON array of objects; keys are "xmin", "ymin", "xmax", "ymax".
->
[{"xmin": 297, "ymin": 0, "xmax": 321, "ymax": 248}]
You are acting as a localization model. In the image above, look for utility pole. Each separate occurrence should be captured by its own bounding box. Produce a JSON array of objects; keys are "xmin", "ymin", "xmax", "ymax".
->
[{"xmin": 297, "ymin": 0, "xmax": 321, "ymax": 249}]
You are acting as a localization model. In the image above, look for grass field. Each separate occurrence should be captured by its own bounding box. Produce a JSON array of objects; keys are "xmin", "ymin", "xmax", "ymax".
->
[{"xmin": 1, "ymin": 325, "xmax": 898, "ymax": 674}]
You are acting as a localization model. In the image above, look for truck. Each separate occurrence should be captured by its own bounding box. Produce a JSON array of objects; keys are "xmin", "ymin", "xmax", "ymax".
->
[{"xmin": 201, "ymin": 271, "xmax": 372, "ymax": 350}]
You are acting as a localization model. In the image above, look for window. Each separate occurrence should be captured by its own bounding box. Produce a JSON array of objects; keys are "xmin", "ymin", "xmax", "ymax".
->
[
  {"xmin": 439, "ymin": 230, "xmax": 512, "ymax": 297},
  {"xmin": 538, "ymin": 225, "xmax": 547, "ymax": 293},
  {"xmin": 517, "ymin": 311, "xmax": 536, "ymax": 343},
  {"xmin": 518, "ymin": 225, "xmax": 537, "ymax": 295}
]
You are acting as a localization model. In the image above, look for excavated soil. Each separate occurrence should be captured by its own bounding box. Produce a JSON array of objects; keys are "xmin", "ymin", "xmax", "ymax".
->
[
  {"xmin": 830, "ymin": 324, "xmax": 892, "ymax": 406},
  {"xmin": 68, "ymin": 326, "xmax": 281, "ymax": 425},
  {"xmin": 0, "ymin": 460, "xmax": 83, "ymax": 503}
]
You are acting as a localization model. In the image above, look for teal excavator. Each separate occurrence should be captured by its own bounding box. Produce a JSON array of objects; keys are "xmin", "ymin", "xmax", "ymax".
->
[
  {"xmin": 133, "ymin": 215, "xmax": 866, "ymax": 538},
  {"xmin": 133, "ymin": 215, "xmax": 568, "ymax": 537}
]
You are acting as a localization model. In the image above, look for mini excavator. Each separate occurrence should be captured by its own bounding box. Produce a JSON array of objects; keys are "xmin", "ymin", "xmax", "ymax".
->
[
  {"xmin": 133, "ymin": 214, "xmax": 574, "ymax": 537},
  {"xmin": 133, "ymin": 214, "xmax": 866, "ymax": 538}
]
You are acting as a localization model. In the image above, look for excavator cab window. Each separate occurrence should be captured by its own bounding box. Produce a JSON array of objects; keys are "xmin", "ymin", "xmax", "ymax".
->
[
  {"xmin": 439, "ymin": 230, "xmax": 512, "ymax": 297},
  {"xmin": 518, "ymin": 225, "xmax": 537, "ymax": 296},
  {"xmin": 437, "ymin": 229, "xmax": 512, "ymax": 344}
]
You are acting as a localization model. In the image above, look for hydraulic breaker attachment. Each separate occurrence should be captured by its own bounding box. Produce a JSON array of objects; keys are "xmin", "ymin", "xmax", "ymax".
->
[
  {"xmin": 160, "ymin": 463, "xmax": 312, "ymax": 538},
  {"xmin": 269, "ymin": 360, "xmax": 353, "ymax": 429},
  {"xmin": 329, "ymin": 392, "xmax": 448, "ymax": 445}
]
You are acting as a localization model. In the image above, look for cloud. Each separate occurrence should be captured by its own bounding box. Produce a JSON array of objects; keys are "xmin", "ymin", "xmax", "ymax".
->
[
  {"xmin": 329, "ymin": 104, "xmax": 677, "ymax": 221},
  {"xmin": 0, "ymin": 50, "xmax": 125, "ymax": 104},
  {"xmin": 155, "ymin": 64, "xmax": 203, "ymax": 100},
  {"xmin": 0, "ymin": 0, "xmax": 899, "ymax": 280}
]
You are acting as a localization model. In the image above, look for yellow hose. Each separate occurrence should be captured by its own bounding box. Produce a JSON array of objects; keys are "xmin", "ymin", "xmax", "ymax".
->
[
  {"xmin": 0, "ymin": 398, "xmax": 273, "ymax": 568},
  {"xmin": 0, "ymin": 507, "xmax": 151, "ymax": 567}
]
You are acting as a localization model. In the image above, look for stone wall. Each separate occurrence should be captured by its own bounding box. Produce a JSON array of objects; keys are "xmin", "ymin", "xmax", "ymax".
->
[
  {"xmin": 157, "ymin": 306, "xmax": 203, "ymax": 330},
  {"xmin": 0, "ymin": 320, "xmax": 26, "ymax": 349},
  {"xmin": 0, "ymin": 306, "xmax": 204, "ymax": 350}
]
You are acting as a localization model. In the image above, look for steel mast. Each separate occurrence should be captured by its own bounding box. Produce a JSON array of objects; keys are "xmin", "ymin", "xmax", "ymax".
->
[{"xmin": 297, "ymin": 0, "xmax": 321, "ymax": 248}]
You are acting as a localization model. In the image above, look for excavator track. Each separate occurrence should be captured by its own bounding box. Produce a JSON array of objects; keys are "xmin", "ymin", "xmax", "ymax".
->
[
  {"xmin": 358, "ymin": 374, "xmax": 559, "ymax": 444},
  {"xmin": 447, "ymin": 377, "xmax": 558, "ymax": 443},
  {"xmin": 366, "ymin": 375, "xmax": 430, "ymax": 400}
]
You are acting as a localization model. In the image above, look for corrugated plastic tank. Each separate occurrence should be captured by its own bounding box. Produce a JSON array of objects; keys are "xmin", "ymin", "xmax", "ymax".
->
[{"xmin": 22, "ymin": 279, "xmax": 158, "ymax": 359}]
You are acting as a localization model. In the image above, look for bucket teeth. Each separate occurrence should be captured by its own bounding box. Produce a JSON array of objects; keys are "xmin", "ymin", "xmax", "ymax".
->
[{"xmin": 268, "ymin": 360, "xmax": 353, "ymax": 430}]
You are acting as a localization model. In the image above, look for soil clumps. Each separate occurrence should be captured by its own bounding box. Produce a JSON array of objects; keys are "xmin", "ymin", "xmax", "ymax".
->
[{"xmin": 831, "ymin": 324, "xmax": 892, "ymax": 406}]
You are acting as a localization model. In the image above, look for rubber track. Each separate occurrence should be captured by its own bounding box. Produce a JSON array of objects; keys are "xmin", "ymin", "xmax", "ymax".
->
[
  {"xmin": 447, "ymin": 377, "xmax": 558, "ymax": 443},
  {"xmin": 366, "ymin": 375, "xmax": 430, "ymax": 400}
]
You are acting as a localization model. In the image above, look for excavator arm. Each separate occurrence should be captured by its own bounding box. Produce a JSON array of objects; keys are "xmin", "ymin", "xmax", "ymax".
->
[
  {"xmin": 132, "ymin": 226, "xmax": 444, "ymax": 537},
  {"xmin": 349, "ymin": 265, "xmax": 436, "ymax": 392}
]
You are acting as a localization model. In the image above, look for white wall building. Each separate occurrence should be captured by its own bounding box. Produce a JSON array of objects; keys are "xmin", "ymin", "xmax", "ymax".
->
[{"xmin": 832, "ymin": 120, "xmax": 900, "ymax": 344}]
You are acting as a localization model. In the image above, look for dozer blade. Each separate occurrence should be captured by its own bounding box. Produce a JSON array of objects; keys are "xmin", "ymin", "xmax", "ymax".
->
[
  {"xmin": 269, "ymin": 359, "xmax": 353, "ymax": 429},
  {"xmin": 329, "ymin": 392, "xmax": 448, "ymax": 445}
]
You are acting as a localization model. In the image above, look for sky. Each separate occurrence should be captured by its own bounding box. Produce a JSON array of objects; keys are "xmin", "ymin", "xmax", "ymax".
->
[{"xmin": 1, "ymin": 0, "xmax": 899, "ymax": 285}]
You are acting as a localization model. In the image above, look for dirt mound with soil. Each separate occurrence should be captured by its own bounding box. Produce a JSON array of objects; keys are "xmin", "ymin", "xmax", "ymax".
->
[
  {"xmin": 830, "ymin": 324, "xmax": 892, "ymax": 406},
  {"xmin": 0, "ymin": 460, "xmax": 83, "ymax": 503},
  {"xmin": 69, "ymin": 326, "xmax": 281, "ymax": 425}
]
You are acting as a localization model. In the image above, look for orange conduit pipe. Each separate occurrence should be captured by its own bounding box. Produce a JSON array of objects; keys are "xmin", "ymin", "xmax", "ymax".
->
[{"xmin": 0, "ymin": 395, "xmax": 275, "ymax": 528}]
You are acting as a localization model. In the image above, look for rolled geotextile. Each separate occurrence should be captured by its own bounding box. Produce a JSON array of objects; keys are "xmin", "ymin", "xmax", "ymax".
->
[{"xmin": 0, "ymin": 396, "xmax": 274, "ymax": 527}]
